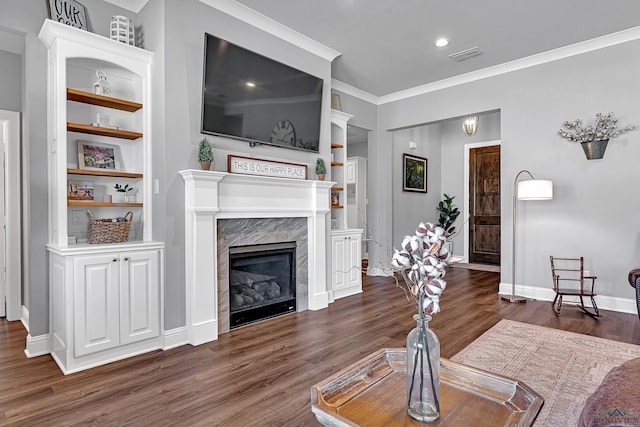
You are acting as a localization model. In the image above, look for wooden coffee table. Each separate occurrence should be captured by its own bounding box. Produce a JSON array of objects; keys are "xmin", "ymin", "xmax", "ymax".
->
[{"xmin": 311, "ymin": 348, "xmax": 543, "ymax": 426}]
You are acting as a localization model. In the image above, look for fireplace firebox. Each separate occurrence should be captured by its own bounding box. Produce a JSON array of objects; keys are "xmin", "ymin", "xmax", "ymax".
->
[{"xmin": 229, "ymin": 242, "xmax": 296, "ymax": 328}]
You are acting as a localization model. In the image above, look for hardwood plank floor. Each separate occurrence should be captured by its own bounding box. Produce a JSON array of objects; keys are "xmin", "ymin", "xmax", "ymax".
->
[{"xmin": 1, "ymin": 269, "xmax": 639, "ymax": 426}]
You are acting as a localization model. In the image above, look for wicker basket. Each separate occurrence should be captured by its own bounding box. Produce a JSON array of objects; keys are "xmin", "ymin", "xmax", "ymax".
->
[{"xmin": 87, "ymin": 211, "xmax": 133, "ymax": 244}]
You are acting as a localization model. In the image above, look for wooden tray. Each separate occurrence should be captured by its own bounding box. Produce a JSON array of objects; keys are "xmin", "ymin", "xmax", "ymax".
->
[{"xmin": 311, "ymin": 348, "xmax": 543, "ymax": 426}]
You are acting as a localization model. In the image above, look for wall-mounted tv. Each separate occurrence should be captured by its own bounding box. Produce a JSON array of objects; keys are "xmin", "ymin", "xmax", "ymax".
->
[{"xmin": 201, "ymin": 33, "xmax": 324, "ymax": 153}]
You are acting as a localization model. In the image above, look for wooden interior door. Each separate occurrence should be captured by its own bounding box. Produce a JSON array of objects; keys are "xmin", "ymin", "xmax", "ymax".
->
[{"xmin": 469, "ymin": 146, "xmax": 501, "ymax": 264}]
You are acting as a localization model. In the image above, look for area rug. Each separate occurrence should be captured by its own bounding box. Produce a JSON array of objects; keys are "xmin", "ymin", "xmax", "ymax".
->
[
  {"xmin": 451, "ymin": 320, "xmax": 640, "ymax": 426},
  {"xmin": 451, "ymin": 262, "xmax": 500, "ymax": 272}
]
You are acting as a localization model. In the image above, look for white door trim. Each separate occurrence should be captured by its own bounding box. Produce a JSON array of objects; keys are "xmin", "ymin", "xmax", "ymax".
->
[
  {"xmin": 0, "ymin": 110, "xmax": 22, "ymax": 320},
  {"xmin": 463, "ymin": 140, "xmax": 501, "ymax": 264}
]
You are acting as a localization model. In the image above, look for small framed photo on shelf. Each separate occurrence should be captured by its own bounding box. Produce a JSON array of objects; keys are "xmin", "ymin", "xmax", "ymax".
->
[
  {"xmin": 331, "ymin": 191, "xmax": 340, "ymax": 206},
  {"xmin": 68, "ymin": 180, "xmax": 94, "ymax": 200},
  {"xmin": 77, "ymin": 140, "xmax": 122, "ymax": 171},
  {"xmin": 402, "ymin": 153, "xmax": 428, "ymax": 193}
]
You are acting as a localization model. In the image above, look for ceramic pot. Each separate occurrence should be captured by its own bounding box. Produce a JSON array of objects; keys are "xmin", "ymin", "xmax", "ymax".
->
[
  {"xmin": 200, "ymin": 161, "xmax": 212, "ymax": 170},
  {"xmin": 317, "ymin": 173, "xmax": 326, "ymax": 181}
]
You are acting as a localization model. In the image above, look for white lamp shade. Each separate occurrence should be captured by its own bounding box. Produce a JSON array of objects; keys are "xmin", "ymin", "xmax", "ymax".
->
[{"xmin": 517, "ymin": 179, "xmax": 553, "ymax": 200}]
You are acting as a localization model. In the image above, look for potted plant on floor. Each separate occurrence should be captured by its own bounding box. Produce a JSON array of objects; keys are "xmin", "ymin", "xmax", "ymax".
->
[
  {"xmin": 558, "ymin": 112, "xmax": 636, "ymax": 160},
  {"xmin": 436, "ymin": 193, "xmax": 460, "ymax": 253},
  {"xmin": 315, "ymin": 157, "xmax": 327, "ymax": 180},
  {"xmin": 198, "ymin": 137, "xmax": 214, "ymax": 170}
]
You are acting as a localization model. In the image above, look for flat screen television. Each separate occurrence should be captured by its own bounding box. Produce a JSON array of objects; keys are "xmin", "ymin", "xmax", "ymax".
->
[{"xmin": 201, "ymin": 33, "xmax": 324, "ymax": 153}]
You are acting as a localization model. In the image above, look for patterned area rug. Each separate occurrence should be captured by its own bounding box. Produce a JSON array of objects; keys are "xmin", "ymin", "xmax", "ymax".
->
[
  {"xmin": 451, "ymin": 320, "xmax": 640, "ymax": 426},
  {"xmin": 451, "ymin": 262, "xmax": 500, "ymax": 272}
]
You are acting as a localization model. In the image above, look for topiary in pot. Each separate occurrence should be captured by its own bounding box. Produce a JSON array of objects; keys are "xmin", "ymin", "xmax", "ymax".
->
[
  {"xmin": 315, "ymin": 157, "xmax": 327, "ymax": 180},
  {"xmin": 198, "ymin": 137, "xmax": 214, "ymax": 170}
]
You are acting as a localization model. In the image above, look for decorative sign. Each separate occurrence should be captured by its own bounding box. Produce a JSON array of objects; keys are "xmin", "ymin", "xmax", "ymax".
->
[
  {"xmin": 48, "ymin": 0, "xmax": 87, "ymax": 31},
  {"xmin": 228, "ymin": 155, "xmax": 307, "ymax": 180}
]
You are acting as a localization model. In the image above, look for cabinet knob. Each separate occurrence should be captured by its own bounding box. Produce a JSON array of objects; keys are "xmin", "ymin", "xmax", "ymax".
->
[
  {"xmin": 123, "ymin": 257, "xmax": 130, "ymax": 261},
  {"xmin": 112, "ymin": 258, "xmax": 118, "ymax": 262}
]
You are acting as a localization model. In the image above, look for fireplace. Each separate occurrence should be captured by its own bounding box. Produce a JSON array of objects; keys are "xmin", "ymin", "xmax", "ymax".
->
[
  {"xmin": 180, "ymin": 170, "xmax": 333, "ymax": 345},
  {"xmin": 229, "ymin": 242, "xmax": 296, "ymax": 328}
]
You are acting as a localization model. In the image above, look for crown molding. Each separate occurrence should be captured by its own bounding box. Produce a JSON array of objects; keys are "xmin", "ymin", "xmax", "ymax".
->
[
  {"xmin": 101, "ymin": 0, "xmax": 149, "ymax": 13},
  {"xmin": 331, "ymin": 79, "xmax": 378, "ymax": 105},
  {"xmin": 370, "ymin": 25, "xmax": 640, "ymax": 105},
  {"xmin": 199, "ymin": 0, "xmax": 341, "ymax": 62}
]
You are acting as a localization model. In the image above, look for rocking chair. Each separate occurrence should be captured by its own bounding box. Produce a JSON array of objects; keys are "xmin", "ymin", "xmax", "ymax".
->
[{"xmin": 550, "ymin": 256, "xmax": 600, "ymax": 317}]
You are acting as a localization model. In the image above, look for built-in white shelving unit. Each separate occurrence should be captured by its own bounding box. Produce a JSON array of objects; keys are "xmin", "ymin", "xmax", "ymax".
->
[
  {"xmin": 329, "ymin": 109, "xmax": 362, "ymax": 301},
  {"xmin": 39, "ymin": 19, "xmax": 164, "ymax": 374}
]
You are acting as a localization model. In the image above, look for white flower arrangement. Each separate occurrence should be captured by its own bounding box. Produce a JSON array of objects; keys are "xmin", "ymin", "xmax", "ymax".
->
[
  {"xmin": 391, "ymin": 222, "xmax": 450, "ymax": 315},
  {"xmin": 559, "ymin": 112, "xmax": 635, "ymax": 143}
]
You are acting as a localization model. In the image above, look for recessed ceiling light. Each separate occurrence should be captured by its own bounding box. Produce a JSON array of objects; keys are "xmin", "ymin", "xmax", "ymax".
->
[
  {"xmin": 246, "ymin": 81, "xmax": 256, "ymax": 87},
  {"xmin": 434, "ymin": 38, "xmax": 449, "ymax": 48}
]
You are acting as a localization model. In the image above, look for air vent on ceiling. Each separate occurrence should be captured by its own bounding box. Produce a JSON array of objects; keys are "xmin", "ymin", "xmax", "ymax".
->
[{"xmin": 449, "ymin": 46, "xmax": 483, "ymax": 62}]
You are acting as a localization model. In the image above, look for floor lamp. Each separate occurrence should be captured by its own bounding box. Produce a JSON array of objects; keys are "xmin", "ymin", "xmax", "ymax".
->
[{"xmin": 501, "ymin": 170, "xmax": 553, "ymax": 303}]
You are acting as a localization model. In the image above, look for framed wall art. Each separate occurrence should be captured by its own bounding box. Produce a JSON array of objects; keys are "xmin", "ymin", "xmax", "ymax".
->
[
  {"xmin": 403, "ymin": 153, "xmax": 427, "ymax": 193},
  {"xmin": 77, "ymin": 140, "xmax": 122, "ymax": 171},
  {"xmin": 47, "ymin": 0, "xmax": 87, "ymax": 31}
]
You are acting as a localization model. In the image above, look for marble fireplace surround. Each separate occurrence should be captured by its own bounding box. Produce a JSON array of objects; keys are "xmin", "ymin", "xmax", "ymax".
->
[
  {"xmin": 180, "ymin": 170, "xmax": 334, "ymax": 345},
  {"xmin": 218, "ymin": 217, "xmax": 308, "ymax": 333}
]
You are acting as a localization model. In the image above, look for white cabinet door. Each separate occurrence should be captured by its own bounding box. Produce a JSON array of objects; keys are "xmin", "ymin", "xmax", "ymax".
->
[
  {"xmin": 346, "ymin": 160, "xmax": 357, "ymax": 184},
  {"xmin": 346, "ymin": 234, "xmax": 362, "ymax": 290},
  {"xmin": 332, "ymin": 231, "xmax": 363, "ymax": 299},
  {"xmin": 120, "ymin": 250, "xmax": 160, "ymax": 345},
  {"xmin": 332, "ymin": 234, "xmax": 347, "ymax": 292},
  {"xmin": 74, "ymin": 254, "xmax": 120, "ymax": 357}
]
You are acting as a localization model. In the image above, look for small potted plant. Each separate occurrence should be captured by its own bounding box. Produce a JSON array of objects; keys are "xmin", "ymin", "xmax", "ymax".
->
[
  {"xmin": 198, "ymin": 137, "xmax": 214, "ymax": 170},
  {"xmin": 315, "ymin": 157, "xmax": 327, "ymax": 181},
  {"xmin": 114, "ymin": 183, "xmax": 135, "ymax": 203},
  {"xmin": 436, "ymin": 193, "xmax": 460, "ymax": 254},
  {"xmin": 558, "ymin": 112, "xmax": 635, "ymax": 160}
]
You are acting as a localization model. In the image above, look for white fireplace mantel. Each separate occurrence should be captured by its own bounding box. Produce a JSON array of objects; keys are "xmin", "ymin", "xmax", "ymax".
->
[{"xmin": 180, "ymin": 170, "xmax": 334, "ymax": 345}]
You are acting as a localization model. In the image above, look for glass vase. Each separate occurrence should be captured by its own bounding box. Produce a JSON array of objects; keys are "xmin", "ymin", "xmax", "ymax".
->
[{"xmin": 407, "ymin": 313, "xmax": 440, "ymax": 422}]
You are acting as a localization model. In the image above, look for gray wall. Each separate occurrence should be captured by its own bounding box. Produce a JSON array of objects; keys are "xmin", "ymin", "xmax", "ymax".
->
[
  {"xmin": 0, "ymin": 49, "xmax": 22, "ymax": 112},
  {"xmin": 440, "ymin": 111, "xmax": 501, "ymax": 253},
  {"xmin": 374, "ymin": 40, "xmax": 640, "ymax": 299},
  {"xmin": 0, "ymin": 0, "xmax": 139, "ymax": 336},
  {"xmin": 144, "ymin": 0, "xmax": 333, "ymax": 329},
  {"xmin": 391, "ymin": 125, "xmax": 442, "ymax": 246}
]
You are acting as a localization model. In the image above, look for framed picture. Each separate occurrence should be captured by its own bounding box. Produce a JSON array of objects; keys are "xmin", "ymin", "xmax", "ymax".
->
[
  {"xmin": 331, "ymin": 191, "xmax": 340, "ymax": 206},
  {"xmin": 403, "ymin": 153, "xmax": 428, "ymax": 193},
  {"xmin": 68, "ymin": 180, "xmax": 94, "ymax": 200},
  {"xmin": 47, "ymin": 0, "xmax": 87, "ymax": 31},
  {"xmin": 77, "ymin": 140, "xmax": 122, "ymax": 171}
]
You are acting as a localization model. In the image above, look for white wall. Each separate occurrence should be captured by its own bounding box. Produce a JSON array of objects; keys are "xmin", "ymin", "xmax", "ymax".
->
[{"xmin": 374, "ymin": 39, "xmax": 640, "ymax": 300}]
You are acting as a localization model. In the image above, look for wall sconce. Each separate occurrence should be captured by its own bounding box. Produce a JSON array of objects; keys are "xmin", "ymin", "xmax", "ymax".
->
[
  {"xmin": 462, "ymin": 116, "xmax": 479, "ymax": 136},
  {"xmin": 502, "ymin": 170, "xmax": 553, "ymax": 303}
]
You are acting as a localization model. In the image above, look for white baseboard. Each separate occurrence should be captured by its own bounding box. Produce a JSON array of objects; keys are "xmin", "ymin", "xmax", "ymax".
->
[
  {"xmin": 20, "ymin": 305, "xmax": 29, "ymax": 332},
  {"xmin": 499, "ymin": 282, "xmax": 637, "ymax": 314},
  {"xmin": 162, "ymin": 327, "xmax": 189, "ymax": 350},
  {"xmin": 24, "ymin": 333, "xmax": 51, "ymax": 358}
]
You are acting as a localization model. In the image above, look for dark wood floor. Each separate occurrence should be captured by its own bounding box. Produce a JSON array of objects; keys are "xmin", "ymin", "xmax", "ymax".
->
[{"xmin": 1, "ymin": 268, "xmax": 639, "ymax": 426}]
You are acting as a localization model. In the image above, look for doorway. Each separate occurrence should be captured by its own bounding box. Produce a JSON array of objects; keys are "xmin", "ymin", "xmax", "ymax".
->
[
  {"xmin": 0, "ymin": 110, "xmax": 21, "ymax": 320},
  {"xmin": 463, "ymin": 141, "xmax": 501, "ymax": 265}
]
